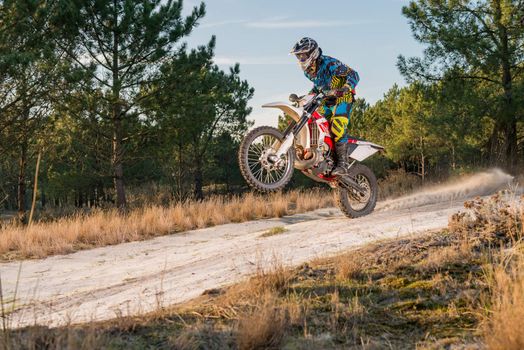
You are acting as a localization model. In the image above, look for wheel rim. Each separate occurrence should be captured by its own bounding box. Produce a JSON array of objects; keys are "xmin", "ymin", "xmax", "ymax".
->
[
  {"xmin": 348, "ymin": 174, "xmax": 371, "ymax": 211},
  {"xmin": 246, "ymin": 134, "xmax": 292, "ymax": 186}
]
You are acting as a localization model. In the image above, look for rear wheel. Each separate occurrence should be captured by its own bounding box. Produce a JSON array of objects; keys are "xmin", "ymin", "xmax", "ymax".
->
[
  {"xmin": 337, "ymin": 164, "xmax": 377, "ymax": 218},
  {"xmin": 238, "ymin": 126, "xmax": 294, "ymax": 192}
]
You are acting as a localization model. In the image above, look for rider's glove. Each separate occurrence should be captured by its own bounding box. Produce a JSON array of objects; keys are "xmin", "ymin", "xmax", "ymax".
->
[{"xmin": 334, "ymin": 84, "xmax": 351, "ymax": 98}]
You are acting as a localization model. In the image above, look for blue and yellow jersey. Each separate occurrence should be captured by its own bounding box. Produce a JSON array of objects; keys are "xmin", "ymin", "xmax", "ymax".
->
[{"xmin": 304, "ymin": 55, "xmax": 359, "ymax": 104}]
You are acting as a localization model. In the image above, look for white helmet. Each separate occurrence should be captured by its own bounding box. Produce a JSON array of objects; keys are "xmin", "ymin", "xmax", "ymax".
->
[{"xmin": 290, "ymin": 37, "xmax": 321, "ymax": 71}]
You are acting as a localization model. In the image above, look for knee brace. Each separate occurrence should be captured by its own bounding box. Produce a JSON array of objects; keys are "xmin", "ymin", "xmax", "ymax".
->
[{"xmin": 330, "ymin": 115, "xmax": 349, "ymax": 142}]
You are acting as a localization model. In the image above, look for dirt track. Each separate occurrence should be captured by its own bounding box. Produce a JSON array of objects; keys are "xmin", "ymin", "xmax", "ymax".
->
[{"xmin": 0, "ymin": 169, "xmax": 515, "ymax": 328}]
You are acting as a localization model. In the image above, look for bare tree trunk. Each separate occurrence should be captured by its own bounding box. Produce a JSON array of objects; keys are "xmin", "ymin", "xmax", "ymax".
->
[
  {"xmin": 451, "ymin": 144, "xmax": 456, "ymax": 171},
  {"xmin": 225, "ymin": 164, "xmax": 230, "ymax": 193},
  {"xmin": 487, "ymin": 119, "xmax": 503, "ymax": 165},
  {"xmin": 420, "ymin": 153, "xmax": 425, "ymax": 182},
  {"xmin": 505, "ymin": 120, "xmax": 517, "ymax": 167},
  {"xmin": 28, "ymin": 150, "xmax": 42, "ymax": 226},
  {"xmin": 17, "ymin": 142, "xmax": 27, "ymax": 224},
  {"xmin": 419, "ymin": 136, "xmax": 425, "ymax": 182},
  {"xmin": 112, "ymin": 115, "xmax": 126, "ymax": 208},
  {"xmin": 194, "ymin": 159, "xmax": 204, "ymax": 200},
  {"xmin": 495, "ymin": 0, "xmax": 517, "ymax": 170},
  {"xmin": 501, "ymin": 63, "xmax": 517, "ymax": 170},
  {"xmin": 111, "ymin": 3, "xmax": 126, "ymax": 209},
  {"xmin": 176, "ymin": 142, "xmax": 184, "ymax": 200}
]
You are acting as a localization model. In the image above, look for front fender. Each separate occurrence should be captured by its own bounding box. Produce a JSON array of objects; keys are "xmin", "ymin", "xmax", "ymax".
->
[
  {"xmin": 262, "ymin": 101, "xmax": 309, "ymax": 149},
  {"xmin": 262, "ymin": 102, "xmax": 303, "ymax": 122}
]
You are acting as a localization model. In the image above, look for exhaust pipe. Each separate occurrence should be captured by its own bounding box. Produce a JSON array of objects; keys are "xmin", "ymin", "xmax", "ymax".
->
[{"xmin": 294, "ymin": 152, "xmax": 321, "ymax": 170}]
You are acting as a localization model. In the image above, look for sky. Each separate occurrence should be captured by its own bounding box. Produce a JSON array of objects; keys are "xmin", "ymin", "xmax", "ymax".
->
[{"xmin": 182, "ymin": 0, "xmax": 425, "ymax": 127}]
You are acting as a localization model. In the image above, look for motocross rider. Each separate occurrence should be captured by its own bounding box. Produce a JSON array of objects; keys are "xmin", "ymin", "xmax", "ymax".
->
[{"xmin": 290, "ymin": 37, "xmax": 359, "ymax": 176}]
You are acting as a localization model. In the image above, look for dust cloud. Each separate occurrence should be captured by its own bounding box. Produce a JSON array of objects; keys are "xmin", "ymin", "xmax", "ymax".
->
[{"xmin": 377, "ymin": 169, "xmax": 514, "ymax": 211}]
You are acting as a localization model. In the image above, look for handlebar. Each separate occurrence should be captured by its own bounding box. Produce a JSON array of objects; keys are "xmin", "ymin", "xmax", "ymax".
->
[
  {"xmin": 289, "ymin": 89, "xmax": 339, "ymax": 103},
  {"xmin": 288, "ymin": 90, "xmax": 337, "ymax": 109}
]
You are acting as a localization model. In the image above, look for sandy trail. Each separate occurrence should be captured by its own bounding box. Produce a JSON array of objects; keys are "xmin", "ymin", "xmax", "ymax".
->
[{"xmin": 0, "ymin": 169, "xmax": 514, "ymax": 328}]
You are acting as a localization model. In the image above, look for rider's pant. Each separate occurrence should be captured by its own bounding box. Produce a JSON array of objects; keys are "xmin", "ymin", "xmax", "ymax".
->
[{"xmin": 317, "ymin": 101, "xmax": 352, "ymax": 144}]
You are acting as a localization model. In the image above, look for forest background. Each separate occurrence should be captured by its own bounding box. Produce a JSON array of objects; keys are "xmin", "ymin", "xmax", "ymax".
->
[{"xmin": 0, "ymin": 0, "xmax": 522, "ymax": 223}]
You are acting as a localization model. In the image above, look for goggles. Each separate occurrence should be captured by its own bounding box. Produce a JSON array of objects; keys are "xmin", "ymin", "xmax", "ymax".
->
[{"xmin": 295, "ymin": 51, "xmax": 312, "ymax": 62}]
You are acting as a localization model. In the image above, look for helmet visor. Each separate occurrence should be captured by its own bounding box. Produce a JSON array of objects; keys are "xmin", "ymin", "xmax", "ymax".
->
[{"xmin": 295, "ymin": 52, "xmax": 311, "ymax": 62}]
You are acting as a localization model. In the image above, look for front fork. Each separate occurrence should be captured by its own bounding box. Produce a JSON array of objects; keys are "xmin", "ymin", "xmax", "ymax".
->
[{"xmin": 271, "ymin": 113, "xmax": 310, "ymax": 161}]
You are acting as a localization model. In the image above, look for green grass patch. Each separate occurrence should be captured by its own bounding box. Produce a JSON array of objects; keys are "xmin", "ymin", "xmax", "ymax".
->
[{"xmin": 259, "ymin": 226, "xmax": 288, "ymax": 238}]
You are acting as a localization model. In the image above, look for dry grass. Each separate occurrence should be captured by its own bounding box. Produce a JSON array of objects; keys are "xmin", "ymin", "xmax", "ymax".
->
[
  {"xmin": 484, "ymin": 257, "xmax": 524, "ymax": 350},
  {"xmin": 449, "ymin": 192, "xmax": 523, "ymax": 245},
  {"xmin": 251, "ymin": 263, "xmax": 292, "ymax": 296},
  {"xmin": 447, "ymin": 192, "xmax": 524, "ymax": 349},
  {"xmin": 1, "ymin": 325, "xmax": 108, "ymax": 350},
  {"xmin": 169, "ymin": 322, "xmax": 233, "ymax": 350},
  {"xmin": 0, "ymin": 189, "xmax": 334, "ymax": 260},
  {"xmin": 236, "ymin": 293, "xmax": 287, "ymax": 350},
  {"xmin": 231, "ymin": 258, "xmax": 293, "ymax": 300},
  {"xmin": 335, "ymin": 254, "xmax": 363, "ymax": 280},
  {"xmin": 416, "ymin": 241, "xmax": 473, "ymax": 272}
]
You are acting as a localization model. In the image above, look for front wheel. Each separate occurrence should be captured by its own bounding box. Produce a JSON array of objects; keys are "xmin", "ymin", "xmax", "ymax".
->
[
  {"xmin": 238, "ymin": 126, "xmax": 294, "ymax": 192},
  {"xmin": 337, "ymin": 164, "xmax": 377, "ymax": 218}
]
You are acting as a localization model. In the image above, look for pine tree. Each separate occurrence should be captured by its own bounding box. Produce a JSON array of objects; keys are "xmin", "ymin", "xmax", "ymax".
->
[
  {"xmin": 0, "ymin": 0, "xmax": 69, "ymax": 221},
  {"xmin": 398, "ymin": 0, "xmax": 524, "ymax": 169},
  {"xmin": 53, "ymin": 0, "xmax": 206, "ymax": 208},
  {"xmin": 148, "ymin": 48, "xmax": 253, "ymax": 199}
]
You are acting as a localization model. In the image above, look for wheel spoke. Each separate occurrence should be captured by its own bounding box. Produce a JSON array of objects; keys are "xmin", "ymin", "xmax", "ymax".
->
[
  {"xmin": 247, "ymin": 154, "xmax": 259, "ymax": 161},
  {"xmin": 249, "ymin": 162, "xmax": 261, "ymax": 172},
  {"xmin": 268, "ymin": 170, "xmax": 276, "ymax": 183},
  {"xmin": 348, "ymin": 174, "xmax": 371, "ymax": 210},
  {"xmin": 250, "ymin": 144, "xmax": 264, "ymax": 155},
  {"xmin": 263, "ymin": 169, "xmax": 270, "ymax": 183},
  {"xmin": 265, "ymin": 169, "xmax": 271, "ymax": 184},
  {"xmin": 253, "ymin": 167, "xmax": 263, "ymax": 180},
  {"xmin": 253, "ymin": 141, "xmax": 265, "ymax": 150},
  {"xmin": 248, "ymin": 146, "xmax": 262, "ymax": 154}
]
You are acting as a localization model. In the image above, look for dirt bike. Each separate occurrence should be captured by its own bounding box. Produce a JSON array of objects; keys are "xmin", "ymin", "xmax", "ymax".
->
[{"xmin": 238, "ymin": 90, "xmax": 384, "ymax": 218}]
